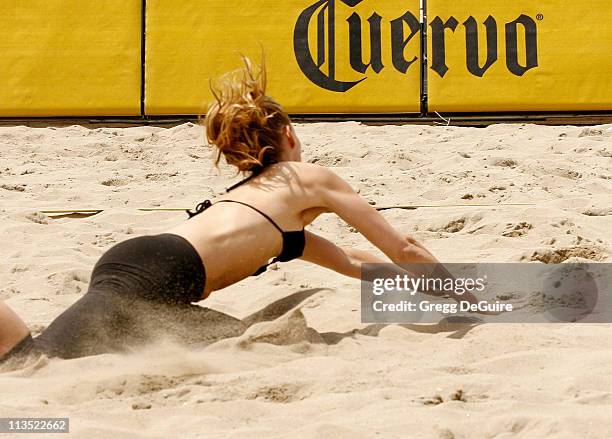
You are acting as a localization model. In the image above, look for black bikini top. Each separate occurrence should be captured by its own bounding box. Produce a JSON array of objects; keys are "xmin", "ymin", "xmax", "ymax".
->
[{"xmin": 186, "ymin": 175, "xmax": 306, "ymax": 276}]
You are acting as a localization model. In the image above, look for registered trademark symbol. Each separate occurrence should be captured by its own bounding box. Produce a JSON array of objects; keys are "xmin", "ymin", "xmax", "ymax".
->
[{"xmin": 536, "ymin": 13, "xmax": 544, "ymax": 20}]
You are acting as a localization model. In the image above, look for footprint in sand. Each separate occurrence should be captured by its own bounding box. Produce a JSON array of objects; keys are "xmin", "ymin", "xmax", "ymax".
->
[
  {"xmin": 578, "ymin": 128, "xmax": 604, "ymax": 137},
  {"xmin": 1, "ymin": 183, "xmax": 26, "ymax": 192},
  {"xmin": 488, "ymin": 185, "xmax": 507, "ymax": 193},
  {"xmin": 523, "ymin": 245, "xmax": 606, "ymax": 263},
  {"xmin": 492, "ymin": 158, "xmax": 518, "ymax": 168},
  {"xmin": 582, "ymin": 207, "xmax": 612, "ymax": 217},
  {"xmin": 428, "ymin": 217, "xmax": 473, "ymax": 234},
  {"xmin": 502, "ymin": 222, "xmax": 533, "ymax": 237},
  {"xmin": 144, "ymin": 171, "xmax": 178, "ymax": 181},
  {"xmin": 46, "ymin": 270, "xmax": 90, "ymax": 295},
  {"xmin": 308, "ymin": 151, "xmax": 350, "ymax": 166},
  {"xmin": 461, "ymin": 193, "xmax": 486, "ymax": 200},
  {"xmin": 101, "ymin": 178, "xmax": 129, "ymax": 187},
  {"xmin": 91, "ymin": 232, "xmax": 117, "ymax": 247},
  {"xmin": 247, "ymin": 383, "xmax": 305, "ymax": 403}
]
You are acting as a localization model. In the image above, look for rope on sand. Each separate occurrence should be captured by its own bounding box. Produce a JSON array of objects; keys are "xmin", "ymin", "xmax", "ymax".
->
[
  {"xmin": 36, "ymin": 203, "xmax": 536, "ymax": 217},
  {"xmin": 375, "ymin": 203, "xmax": 535, "ymax": 211}
]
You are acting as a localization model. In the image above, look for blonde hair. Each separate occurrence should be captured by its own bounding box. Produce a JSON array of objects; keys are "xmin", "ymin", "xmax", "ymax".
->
[{"xmin": 203, "ymin": 57, "xmax": 291, "ymax": 174}]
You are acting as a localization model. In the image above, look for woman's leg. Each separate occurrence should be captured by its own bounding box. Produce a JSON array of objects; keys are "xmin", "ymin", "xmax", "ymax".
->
[
  {"xmin": 0, "ymin": 301, "xmax": 31, "ymax": 358},
  {"xmin": 34, "ymin": 287, "xmax": 152, "ymax": 359},
  {"xmin": 34, "ymin": 290, "xmax": 249, "ymax": 357},
  {"xmin": 125, "ymin": 299, "xmax": 247, "ymax": 348}
]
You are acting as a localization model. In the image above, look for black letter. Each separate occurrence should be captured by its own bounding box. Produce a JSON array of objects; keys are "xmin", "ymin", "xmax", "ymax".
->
[
  {"xmin": 294, "ymin": 0, "xmax": 365, "ymax": 92},
  {"xmin": 347, "ymin": 12, "xmax": 384, "ymax": 74},
  {"xmin": 317, "ymin": 6, "xmax": 326, "ymax": 66},
  {"xmin": 390, "ymin": 11, "xmax": 420, "ymax": 74},
  {"xmin": 430, "ymin": 16, "xmax": 459, "ymax": 78},
  {"xmin": 464, "ymin": 16, "xmax": 497, "ymax": 77},
  {"xmin": 505, "ymin": 14, "xmax": 538, "ymax": 76}
]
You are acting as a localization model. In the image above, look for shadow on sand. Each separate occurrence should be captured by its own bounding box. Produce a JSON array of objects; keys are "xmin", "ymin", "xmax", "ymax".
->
[
  {"xmin": 185, "ymin": 289, "xmax": 482, "ymax": 348},
  {"xmin": 129, "ymin": 288, "xmax": 482, "ymax": 350}
]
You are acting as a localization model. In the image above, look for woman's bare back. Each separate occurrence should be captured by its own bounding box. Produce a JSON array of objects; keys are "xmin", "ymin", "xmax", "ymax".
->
[{"xmin": 166, "ymin": 162, "xmax": 325, "ymax": 296}]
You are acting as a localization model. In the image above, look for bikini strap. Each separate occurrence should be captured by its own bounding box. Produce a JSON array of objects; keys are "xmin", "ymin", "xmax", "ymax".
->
[
  {"xmin": 214, "ymin": 200, "xmax": 284, "ymax": 234},
  {"xmin": 225, "ymin": 168, "xmax": 263, "ymax": 193},
  {"xmin": 186, "ymin": 199, "xmax": 212, "ymax": 218}
]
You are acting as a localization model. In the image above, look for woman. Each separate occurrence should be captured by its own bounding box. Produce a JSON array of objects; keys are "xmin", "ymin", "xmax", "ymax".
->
[{"xmin": 0, "ymin": 59, "xmax": 478, "ymax": 366}]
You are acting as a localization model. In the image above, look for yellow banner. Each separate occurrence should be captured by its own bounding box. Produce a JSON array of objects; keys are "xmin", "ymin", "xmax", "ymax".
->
[
  {"xmin": 427, "ymin": 0, "xmax": 612, "ymax": 112},
  {"xmin": 3, "ymin": 1, "xmax": 609, "ymax": 117},
  {"xmin": 145, "ymin": 0, "xmax": 421, "ymax": 115},
  {"xmin": 0, "ymin": 1, "xmax": 141, "ymax": 117}
]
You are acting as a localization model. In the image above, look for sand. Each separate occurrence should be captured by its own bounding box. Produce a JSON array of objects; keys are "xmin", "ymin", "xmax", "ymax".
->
[{"xmin": 1, "ymin": 121, "xmax": 611, "ymax": 438}]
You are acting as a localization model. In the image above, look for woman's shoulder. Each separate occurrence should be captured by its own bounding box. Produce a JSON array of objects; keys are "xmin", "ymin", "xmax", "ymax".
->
[
  {"xmin": 264, "ymin": 162, "xmax": 344, "ymax": 193},
  {"xmin": 270, "ymin": 161, "xmax": 339, "ymax": 181}
]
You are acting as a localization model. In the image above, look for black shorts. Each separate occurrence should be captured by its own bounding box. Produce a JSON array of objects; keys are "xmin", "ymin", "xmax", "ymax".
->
[
  {"xmin": 89, "ymin": 232, "xmax": 206, "ymax": 305},
  {"xmin": 2, "ymin": 233, "xmax": 245, "ymax": 362}
]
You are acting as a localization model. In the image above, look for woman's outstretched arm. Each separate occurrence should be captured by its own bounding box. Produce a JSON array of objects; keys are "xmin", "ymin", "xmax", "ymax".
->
[
  {"xmin": 0, "ymin": 301, "xmax": 30, "ymax": 357},
  {"xmin": 300, "ymin": 231, "xmax": 388, "ymax": 278},
  {"xmin": 307, "ymin": 166, "xmax": 481, "ymax": 306},
  {"xmin": 300, "ymin": 231, "xmax": 420, "ymax": 280},
  {"xmin": 300, "ymin": 230, "xmax": 480, "ymax": 304},
  {"xmin": 312, "ymin": 166, "xmax": 440, "ymax": 267}
]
